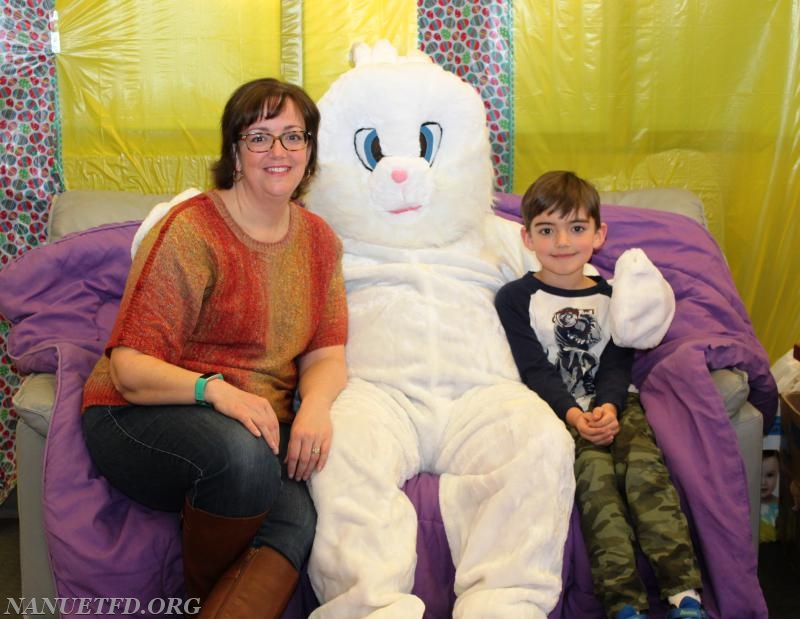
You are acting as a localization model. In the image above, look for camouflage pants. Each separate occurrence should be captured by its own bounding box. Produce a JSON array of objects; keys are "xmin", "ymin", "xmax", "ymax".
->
[{"xmin": 570, "ymin": 393, "xmax": 702, "ymax": 617}]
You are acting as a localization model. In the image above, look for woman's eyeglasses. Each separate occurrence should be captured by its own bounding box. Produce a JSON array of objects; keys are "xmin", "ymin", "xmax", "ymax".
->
[{"xmin": 239, "ymin": 130, "xmax": 311, "ymax": 152}]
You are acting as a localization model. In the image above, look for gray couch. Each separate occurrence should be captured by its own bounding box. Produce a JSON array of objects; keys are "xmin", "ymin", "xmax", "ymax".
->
[{"xmin": 11, "ymin": 187, "xmax": 765, "ymax": 614}]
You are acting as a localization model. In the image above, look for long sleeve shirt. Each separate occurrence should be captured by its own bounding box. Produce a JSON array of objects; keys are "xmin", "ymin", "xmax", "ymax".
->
[{"xmin": 495, "ymin": 273, "xmax": 633, "ymax": 421}]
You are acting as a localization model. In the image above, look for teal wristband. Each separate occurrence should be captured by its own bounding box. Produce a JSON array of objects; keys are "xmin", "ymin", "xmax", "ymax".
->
[{"xmin": 195, "ymin": 372, "xmax": 224, "ymax": 405}]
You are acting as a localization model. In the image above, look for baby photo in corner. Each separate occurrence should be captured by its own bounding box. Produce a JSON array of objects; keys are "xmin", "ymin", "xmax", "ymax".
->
[
  {"xmin": 760, "ymin": 410, "xmax": 782, "ymax": 543},
  {"xmin": 761, "ymin": 448, "xmax": 780, "ymax": 543}
]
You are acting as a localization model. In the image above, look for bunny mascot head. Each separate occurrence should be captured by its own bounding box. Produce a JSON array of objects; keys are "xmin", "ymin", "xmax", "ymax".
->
[
  {"xmin": 306, "ymin": 40, "xmax": 495, "ymax": 249},
  {"xmin": 304, "ymin": 41, "xmax": 576, "ymax": 619}
]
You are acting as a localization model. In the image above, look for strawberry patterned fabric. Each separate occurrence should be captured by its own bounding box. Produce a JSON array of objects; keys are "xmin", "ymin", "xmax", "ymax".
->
[{"xmin": 0, "ymin": 0, "xmax": 62, "ymax": 504}]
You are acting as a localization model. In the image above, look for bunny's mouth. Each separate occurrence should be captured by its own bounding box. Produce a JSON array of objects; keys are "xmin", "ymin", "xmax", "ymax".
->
[{"xmin": 388, "ymin": 205, "xmax": 422, "ymax": 215}]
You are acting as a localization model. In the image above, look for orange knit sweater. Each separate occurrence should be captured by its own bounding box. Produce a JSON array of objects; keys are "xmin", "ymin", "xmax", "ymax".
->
[{"xmin": 82, "ymin": 191, "xmax": 348, "ymax": 423}]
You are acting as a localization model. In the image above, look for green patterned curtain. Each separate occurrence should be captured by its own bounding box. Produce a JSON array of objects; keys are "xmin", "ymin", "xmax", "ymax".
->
[
  {"xmin": 0, "ymin": 0, "xmax": 64, "ymax": 504},
  {"xmin": 418, "ymin": 0, "xmax": 514, "ymax": 191}
]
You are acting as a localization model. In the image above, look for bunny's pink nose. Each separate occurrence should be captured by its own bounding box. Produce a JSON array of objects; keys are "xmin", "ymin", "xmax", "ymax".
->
[{"xmin": 391, "ymin": 169, "xmax": 408, "ymax": 183}]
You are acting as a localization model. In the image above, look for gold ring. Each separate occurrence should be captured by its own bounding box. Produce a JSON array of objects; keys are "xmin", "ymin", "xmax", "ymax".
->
[{"xmin": 311, "ymin": 446, "xmax": 321, "ymax": 455}]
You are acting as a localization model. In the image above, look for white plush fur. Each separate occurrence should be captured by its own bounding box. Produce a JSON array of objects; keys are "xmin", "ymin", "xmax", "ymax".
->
[
  {"xmin": 609, "ymin": 247, "xmax": 675, "ymax": 349},
  {"xmin": 305, "ymin": 41, "xmax": 575, "ymax": 619},
  {"xmin": 130, "ymin": 188, "xmax": 200, "ymax": 259}
]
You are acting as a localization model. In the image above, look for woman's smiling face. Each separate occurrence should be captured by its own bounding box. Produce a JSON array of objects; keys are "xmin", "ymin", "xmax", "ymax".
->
[{"xmin": 237, "ymin": 99, "xmax": 310, "ymax": 204}]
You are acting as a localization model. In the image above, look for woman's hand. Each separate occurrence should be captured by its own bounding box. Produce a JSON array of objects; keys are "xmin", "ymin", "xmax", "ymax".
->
[
  {"xmin": 286, "ymin": 397, "xmax": 333, "ymax": 480},
  {"xmin": 287, "ymin": 344, "xmax": 347, "ymax": 480},
  {"xmin": 203, "ymin": 379, "xmax": 280, "ymax": 454},
  {"xmin": 109, "ymin": 346, "xmax": 280, "ymax": 453}
]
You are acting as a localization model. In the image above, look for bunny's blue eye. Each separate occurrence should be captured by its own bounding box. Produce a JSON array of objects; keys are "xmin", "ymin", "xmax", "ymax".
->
[
  {"xmin": 354, "ymin": 128, "xmax": 383, "ymax": 171},
  {"xmin": 354, "ymin": 123, "xmax": 442, "ymax": 170},
  {"xmin": 419, "ymin": 122, "xmax": 442, "ymax": 165}
]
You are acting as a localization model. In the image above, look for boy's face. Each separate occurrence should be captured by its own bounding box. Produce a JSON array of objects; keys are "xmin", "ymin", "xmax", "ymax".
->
[{"xmin": 521, "ymin": 206, "xmax": 607, "ymax": 286}]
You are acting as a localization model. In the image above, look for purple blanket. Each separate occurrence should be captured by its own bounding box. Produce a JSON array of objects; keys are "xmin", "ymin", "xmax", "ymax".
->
[
  {"xmin": 0, "ymin": 221, "xmax": 454, "ymax": 619},
  {"xmin": 495, "ymin": 194, "xmax": 777, "ymax": 618},
  {"xmin": 0, "ymin": 199, "xmax": 776, "ymax": 618}
]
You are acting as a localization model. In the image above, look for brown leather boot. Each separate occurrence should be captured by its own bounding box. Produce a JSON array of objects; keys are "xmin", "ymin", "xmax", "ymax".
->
[
  {"xmin": 198, "ymin": 546, "xmax": 300, "ymax": 619},
  {"xmin": 181, "ymin": 499, "xmax": 267, "ymax": 606}
]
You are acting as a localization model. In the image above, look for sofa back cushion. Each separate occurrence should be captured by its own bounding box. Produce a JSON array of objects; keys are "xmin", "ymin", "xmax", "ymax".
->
[
  {"xmin": 49, "ymin": 187, "xmax": 708, "ymax": 244},
  {"xmin": 49, "ymin": 190, "xmax": 172, "ymax": 242}
]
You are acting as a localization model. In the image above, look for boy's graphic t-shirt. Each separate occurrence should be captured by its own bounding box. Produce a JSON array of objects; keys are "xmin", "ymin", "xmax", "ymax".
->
[
  {"xmin": 530, "ymin": 284, "xmax": 610, "ymax": 405},
  {"xmin": 495, "ymin": 273, "xmax": 633, "ymax": 420}
]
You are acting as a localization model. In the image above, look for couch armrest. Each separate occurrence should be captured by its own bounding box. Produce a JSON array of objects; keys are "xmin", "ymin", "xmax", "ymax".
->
[
  {"xmin": 12, "ymin": 373, "xmax": 56, "ymax": 438},
  {"xmin": 709, "ymin": 367, "xmax": 762, "ymax": 553},
  {"xmin": 729, "ymin": 400, "xmax": 764, "ymax": 554},
  {"xmin": 710, "ymin": 368, "xmax": 750, "ymax": 417}
]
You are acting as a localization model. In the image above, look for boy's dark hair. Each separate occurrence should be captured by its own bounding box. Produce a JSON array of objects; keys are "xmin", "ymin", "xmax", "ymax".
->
[{"xmin": 520, "ymin": 171, "xmax": 601, "ymax": 230}]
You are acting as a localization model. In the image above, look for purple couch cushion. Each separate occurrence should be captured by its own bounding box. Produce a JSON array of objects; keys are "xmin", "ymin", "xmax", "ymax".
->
[{"xmin": 0, "ymin": 222, "xmax": 458, "ymax": 619}]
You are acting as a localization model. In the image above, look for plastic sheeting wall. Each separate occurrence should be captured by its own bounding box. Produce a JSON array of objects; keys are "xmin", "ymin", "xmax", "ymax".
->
[
  {"xmin": 15, "ymin": 2, "xmax": 800, "ymax": 362},
  {"xmin": 56, "ymin": 0, "xmax": 283, "ymax": 190},
  {"xmin": 512, "ymin": 2, "xmax": 800, "ymax": 369}
]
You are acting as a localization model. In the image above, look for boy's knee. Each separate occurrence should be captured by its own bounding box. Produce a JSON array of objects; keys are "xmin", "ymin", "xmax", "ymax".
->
[{"xmin": 575, "ymin": 445, "xmax": 612, "ymax": 473}]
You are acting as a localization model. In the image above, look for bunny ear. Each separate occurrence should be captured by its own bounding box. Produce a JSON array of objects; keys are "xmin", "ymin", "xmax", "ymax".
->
[
  {"xmin": 350, "ymin": 39, "xmax": 399, "ymax": 67},
  {"xmin": 349, "ymin": 42, "xmax": 373, "ymax": 67},
  {"xmin": 349, "ymin": 40, "xmax": 430, "ymax": 68},
  {"xmin": 371, "ymin": 39, "xmax": 399, "ymax": 63},
  {"xmin": 608, "ymin": 247, "xmax": 676, "ymax": 349}
]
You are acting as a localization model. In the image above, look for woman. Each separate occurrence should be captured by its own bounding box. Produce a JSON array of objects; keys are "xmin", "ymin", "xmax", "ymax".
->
[{"xmin": 81, "ymin": 78, "xmax": 348, "ymax": 619}]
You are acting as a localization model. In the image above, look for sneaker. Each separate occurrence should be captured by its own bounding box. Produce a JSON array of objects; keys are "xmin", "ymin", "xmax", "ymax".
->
[
  {"xmin": 666, "ymin": 597, "xmax": 709, "ymax": 619},
  {"xmin": 615, "ymin": 605, "xmax": 648, "ymax": 619}
]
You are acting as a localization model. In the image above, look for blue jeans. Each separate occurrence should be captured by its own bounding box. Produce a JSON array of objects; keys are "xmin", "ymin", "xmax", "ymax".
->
[{"xmin": 82, "ymin": 404, "xmax": 316, "ymax": 570}]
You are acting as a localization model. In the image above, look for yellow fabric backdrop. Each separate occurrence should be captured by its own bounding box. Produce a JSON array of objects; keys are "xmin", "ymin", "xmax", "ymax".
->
[{"xmin": 55, "ymin": 0, "xmax": 798, "ymax": 362}]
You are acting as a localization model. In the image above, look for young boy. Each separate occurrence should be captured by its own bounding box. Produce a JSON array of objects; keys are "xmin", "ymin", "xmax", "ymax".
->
[{"xmin": 495, "ymin": 171, "xmax": 707, "ymax": 619}]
